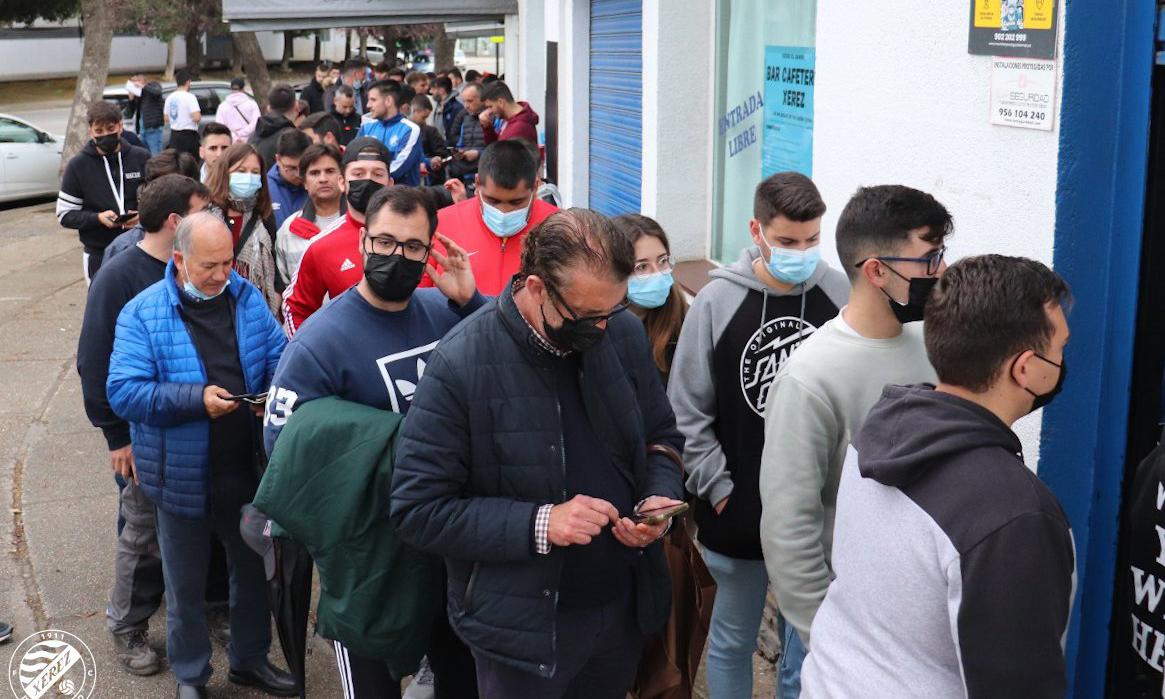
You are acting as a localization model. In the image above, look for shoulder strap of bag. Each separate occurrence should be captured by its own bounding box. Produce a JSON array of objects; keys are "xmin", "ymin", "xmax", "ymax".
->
[
  {"xmin": 235, "ymin": 213, "xmax": 261, "ymax": 256},
  {"xmin": 647, "ymin": 443, "xmax": 684, "ymax": 474}
]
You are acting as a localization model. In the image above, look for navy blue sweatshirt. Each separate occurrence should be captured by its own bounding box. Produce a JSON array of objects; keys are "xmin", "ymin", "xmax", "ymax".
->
[
  {"xmin": 77, "ymin": 244, "xmax": 166, "ymax": 449},
  {"xmin": 264, "ymin": 286, "xmax": 486, "ymax": 454}
]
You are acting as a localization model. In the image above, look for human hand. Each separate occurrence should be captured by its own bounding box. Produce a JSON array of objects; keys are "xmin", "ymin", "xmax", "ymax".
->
[
  {"xmin": 110, "ymin": 444, "xmax": 137, "ymax": 484},
  {"xmin": 203, "ymin": 385, "xmax": 239, "ymax": 419},
  {"xmin": 548, "ymin": 495, "xmax": 619, "ymax": 547},
  {"xmin": 121, "ymin": 212, "xmax": 139, "ymax": 229},
  {"xmin": 98, "ymin": 210, "xmax": 119, "ymax": 229},
  {"xmin": 714, "ymin": 496, "xmax": 729, "ymax": 515},
  {"xmin": 463, "ymin": 149, "xmax": 480, "ymax": 163},
  {"xmin": 427, "ymin": 232, "xmax": 476, "ymax": 306},
  {"xmin": 613, "ymin": 496, "xmax": 683, "ymax": 548},
  {"xmin": 429, "ymin": 157, "xmax": 444, "ymax": 171},
  {"xmin": 478, "ymin": 109, "xmax": 494, "ymax": 128},
  {"xmin": 443, "ymin": 178, "xmax": 467, "ymax": 202}
]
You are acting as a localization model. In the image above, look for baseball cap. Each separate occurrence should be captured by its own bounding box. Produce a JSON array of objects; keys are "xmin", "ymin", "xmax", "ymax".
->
[{"xmin": 342, "ymin": 137, "xmax": 392, "ymax": 169}]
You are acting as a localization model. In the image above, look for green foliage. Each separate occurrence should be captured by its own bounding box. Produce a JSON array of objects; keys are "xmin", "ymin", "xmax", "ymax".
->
[
  {"xmin": 118, "ymin": 0, "xmax": 218, "ymax": 41},
  {"xmin": 0, "ymin": 0, "xmax": 80, "ymax": 24}
]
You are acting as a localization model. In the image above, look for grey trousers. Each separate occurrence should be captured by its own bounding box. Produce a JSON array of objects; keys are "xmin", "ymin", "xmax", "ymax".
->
[{"xmin": 107, "ymin": 480, "xmax": 164, "ymax": 634}]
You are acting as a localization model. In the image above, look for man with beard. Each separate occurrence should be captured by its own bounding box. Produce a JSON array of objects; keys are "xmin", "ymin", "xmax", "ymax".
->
[
  {"xmin": 265, "ymin": 186, "xmax": 484, "ymax": 697},
  {"xmin": 280, "ymin": 137, "xmax": 392, "ymax": 335}
]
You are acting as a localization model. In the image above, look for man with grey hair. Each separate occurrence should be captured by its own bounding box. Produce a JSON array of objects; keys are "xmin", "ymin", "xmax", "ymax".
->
[{"xmin": 108, "ymin": 211, "xmax": 295, "ymax": 699}]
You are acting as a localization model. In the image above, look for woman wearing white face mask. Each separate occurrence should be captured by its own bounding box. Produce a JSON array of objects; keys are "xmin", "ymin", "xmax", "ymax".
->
[
  {"xmin": 612, "ymin": 214, "xmax": 689, "ymax": 384},
  {"xmin": 205, "ymin": 143, "xmax": 281, "ymax": 315}
]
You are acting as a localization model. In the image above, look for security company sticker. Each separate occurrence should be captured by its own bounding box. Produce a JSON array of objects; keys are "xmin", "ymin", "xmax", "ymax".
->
[{"xmin": 990, "ymin": 57, "xmax": 1056, "ymax": 131}]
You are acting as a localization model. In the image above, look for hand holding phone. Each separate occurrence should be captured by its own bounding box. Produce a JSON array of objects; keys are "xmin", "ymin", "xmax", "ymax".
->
[
  {"xmin": 224, "ymin": 391, "xmax": 268, "ymax": 405},
  {"xmin": 113, "ymin": 211, "xmax": 137, "ymax": 225},
  {"xmin": 630, "ymin": 502, "xmax": 689, "ymax": 525}
]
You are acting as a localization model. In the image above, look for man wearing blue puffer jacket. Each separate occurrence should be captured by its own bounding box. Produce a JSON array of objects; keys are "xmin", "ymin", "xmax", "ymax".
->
[
  {"xmin": 108, "ymin": 211, "xmax": 296, "ymax": 699},
  {"xmin": 356, "ymin": 81, "xmax": 424, "ymax": 186}
]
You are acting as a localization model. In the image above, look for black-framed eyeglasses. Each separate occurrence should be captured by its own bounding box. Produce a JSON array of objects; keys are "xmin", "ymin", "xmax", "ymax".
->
[
  {"xmin": 855, "ymin": 245, "xmax": 946, "ymax": 277},
  {"xmin": 362, "ymin": 234, "xmax": 431, "ymax": 262},
  {"xmin": 547, "ymin": 284, "xmax": 630, "ymax": 325}
]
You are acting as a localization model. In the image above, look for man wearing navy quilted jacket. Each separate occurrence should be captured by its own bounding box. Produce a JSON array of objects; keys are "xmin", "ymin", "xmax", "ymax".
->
[{"xmin": 107, "ymin": 211, "xmax": 295, "ymax": 699}]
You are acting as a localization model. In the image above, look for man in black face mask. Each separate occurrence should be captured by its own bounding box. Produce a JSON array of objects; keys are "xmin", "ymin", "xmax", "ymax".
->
[
  {"xmin": 758, "ymin": 185, "xmax": 954, "ymax": 693},
  {"xmin": 801, "ymin": 254, "xmax": 1074, "ymax": 697},
  {"xmin": 264, "ymin": 185, "xmax": 485, "ymax": 699},
  {"xmin": 282, "ymin": 137, "xmax": 397, "ymax": 335},
  {"xmin": 57, "ymin": 100, "xmax": 150, "ymax": 283},
  {"xmin": 390, "ymin": 209, "xmax": 685, "ymax": 699}
]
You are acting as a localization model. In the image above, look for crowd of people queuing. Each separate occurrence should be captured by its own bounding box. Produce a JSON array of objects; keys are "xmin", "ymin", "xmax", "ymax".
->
[{"xmin": 50, "ymin": 56, "xmax": 1087, "ymax": 699}]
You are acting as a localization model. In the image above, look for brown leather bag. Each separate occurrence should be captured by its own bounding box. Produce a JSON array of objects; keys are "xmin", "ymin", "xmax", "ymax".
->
[{"xmin": 631, "ymin": 444, "xmax": 717, "ymax": 699}]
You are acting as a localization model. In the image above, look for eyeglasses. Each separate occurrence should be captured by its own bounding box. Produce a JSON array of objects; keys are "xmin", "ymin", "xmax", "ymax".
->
[
  {"xmin": 363, "ymin": 234, "xmax": 431, "ymax": 262},
  {"xmin": 633, "ymin": 254, "xmax": 673, "ymax": 278},
  {"xmin": 547, "ymin": 284, "xmax": 629, "ymax": 325},
  {"xmin": 856, "ymin": 246, "xmax": 946, "ymax": 277}
]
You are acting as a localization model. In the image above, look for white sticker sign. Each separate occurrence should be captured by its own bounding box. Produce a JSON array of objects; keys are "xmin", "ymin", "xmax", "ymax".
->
[{"xmin": 990, "ymin": 57, "xmax": 1056, "ymax": 131}]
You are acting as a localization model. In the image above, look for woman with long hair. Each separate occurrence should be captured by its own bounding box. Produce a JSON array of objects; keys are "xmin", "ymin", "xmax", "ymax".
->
[
  {"xmin": 204, "ymin": 142, "xmax": 281, "ymax": 314},
  {"xmin": 612, "ymin": 214, "xmax": 689, "ymax": 382}
]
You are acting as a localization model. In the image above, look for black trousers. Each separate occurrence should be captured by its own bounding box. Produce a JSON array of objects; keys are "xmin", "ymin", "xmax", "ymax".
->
[
  {"xmin": 330, "ymin": 614, "xmax": 478, "ymax": 698},
  {"xmin": 473, "ymin": 591, "xmax": 643, "ymax": 699},
  {"xmin": 168, "ymin": 129, "xmax": 201, "ymax": 159}
]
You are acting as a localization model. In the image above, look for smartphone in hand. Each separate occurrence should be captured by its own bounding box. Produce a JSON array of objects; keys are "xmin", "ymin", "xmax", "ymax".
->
[
  {"xmin": 630, "ymin": 502, "xmax": 689, "ymax": 525},
  {"xmin": 113, "ymin": 211, "xmax": 137, "ymax": 225},
  {"xmin": 224, "ymin": 391, "xmax": 268, "ymax": 405}
]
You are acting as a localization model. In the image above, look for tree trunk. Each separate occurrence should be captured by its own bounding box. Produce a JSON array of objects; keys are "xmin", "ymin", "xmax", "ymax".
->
[
  {"xmin": 62, "ymin": 0, "xmax": 115, "ymax": 171},
  {"xmin": 358, "ymin": 31, "xmax": 368, "ymax": 60},
  {"xmin": 433, "ymin": 24, "xmax": 455, "ymax": 72},
  {"xmin": 313, "ymin": 31, "xmax": 321, "ymax": 63},
  {"xmin": 280, "ymin": 32, "xmax": 293, "ymax": 72},
  {"xmin": 234, "ymin": 31, "xmax": 271, "ymax": 112},
  {"xmin": 231, "ymin": 44, "xmax": 244, "ymax": 76},
  {"xmin": 380, "ymin": 26, "xmax": 399, "ymax": 67},
  {"xmin": 163, "ymin": 36, "xmax": 177, "ymax": 81},
  {"xmin": 344, "ymin": 29, "xmax": 351, "ymax": 60},
  {"xmin": 184, "ymin": 27, "xmax": 204, "ymax": 72}
]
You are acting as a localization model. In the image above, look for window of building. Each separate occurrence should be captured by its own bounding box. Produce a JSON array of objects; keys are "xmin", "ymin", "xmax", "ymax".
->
[{"xmin": 711, "ymin": 0, "xmax": 817, "ymax": 262}]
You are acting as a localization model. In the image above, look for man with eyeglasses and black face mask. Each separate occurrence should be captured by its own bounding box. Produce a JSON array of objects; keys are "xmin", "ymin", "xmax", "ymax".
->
[
  {"xmin": 264, "ymin": 186, "xmax": 484, "ymax": 698},
  {"xmin": 391, "ymin": 209, "xmax": 685, "ymax": 699},
  {"xmin": 758, "ymin": 184, "xmax": 952, "ymax": 697},
  {"xmin": 281, "ymin": 137, "xmax": 393, "ymax": 335}
]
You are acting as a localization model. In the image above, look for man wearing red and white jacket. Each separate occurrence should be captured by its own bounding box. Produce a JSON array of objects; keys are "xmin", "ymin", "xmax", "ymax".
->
[
  {"xmin": 274, "ymin": 143, "xmax": 347, "ymax": 283},
  {"xmin": 479, "ymin": 80, "xmax": 540, "ymax": 145},
  {"xmin": 281, "ymin": 138, "xmax": 391, "ymax": 336},
  {"xmin": 423, "ymin": 140, "xmax": 556, "ymax": 296}
]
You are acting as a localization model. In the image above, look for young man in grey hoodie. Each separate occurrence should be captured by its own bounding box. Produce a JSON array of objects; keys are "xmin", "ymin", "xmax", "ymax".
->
[
  {"xmin": 803, "ymin": 255, "xmax": 1074, "ymax": 698},
  {"xmin": 668, "ymin": 172, "xmax": 849, "ymax": 699},
  {"xmin": 759, "ymin": 185, "xmax": 952, "ymax": 696}
]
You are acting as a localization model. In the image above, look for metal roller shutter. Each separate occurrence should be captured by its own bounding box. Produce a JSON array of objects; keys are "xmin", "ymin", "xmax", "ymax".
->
[{"xmin": 589, "ymin": 0, "xmax": 643, "ymax": 216}]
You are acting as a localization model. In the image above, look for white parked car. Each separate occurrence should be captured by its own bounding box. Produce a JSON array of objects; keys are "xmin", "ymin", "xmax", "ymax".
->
[{"xmin": 0, "ymin": 114, "xmax": 62, "ymax": 203}]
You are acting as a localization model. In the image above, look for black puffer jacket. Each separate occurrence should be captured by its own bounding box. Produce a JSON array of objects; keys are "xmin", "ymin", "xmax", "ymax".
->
[
  {"xmin": 140, "ymin": 81, "xmax": 165, "ymax": 129},
  {"xmin": 390, "ymin": 283, "xmax": 684, "ymax": 678}
]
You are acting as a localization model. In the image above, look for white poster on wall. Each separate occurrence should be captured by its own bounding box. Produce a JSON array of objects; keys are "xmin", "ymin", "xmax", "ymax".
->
[{"xmin": 990, "ymin": 57, "xmax": 1057, "ymax": 131}]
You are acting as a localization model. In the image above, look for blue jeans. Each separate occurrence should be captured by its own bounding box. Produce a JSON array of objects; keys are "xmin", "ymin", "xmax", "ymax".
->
[
  {"xmin": 703, "ymin": 549, "xmax": 805, "ymax": 699},
  {"xmin": 154, "ymin": 471, "xmax": 271, "ymax": 686},
  {"xmin": 140, "ymin": 126, "xmax": 164, "ymax": 155}
]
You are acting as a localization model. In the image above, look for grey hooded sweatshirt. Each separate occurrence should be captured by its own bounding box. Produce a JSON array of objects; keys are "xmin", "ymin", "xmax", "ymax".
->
[
  {"xmin": 668, "ymin": 246, "xmax": 849, "ymax": 560},
  {"xmin": 802, "ymin": 385, "xmax": 1075, "ymax": 699}
]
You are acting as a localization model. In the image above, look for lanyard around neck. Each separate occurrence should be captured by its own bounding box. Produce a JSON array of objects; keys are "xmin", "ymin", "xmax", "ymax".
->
[{"xmin": 102, "ymin": 151, "xmax": 125, "ymax": 215}]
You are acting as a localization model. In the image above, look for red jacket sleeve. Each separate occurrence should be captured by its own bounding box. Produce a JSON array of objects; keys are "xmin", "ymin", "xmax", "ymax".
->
[{"xmin": 281, "ymin": 243, "xmax": 326, "ymax": 336}]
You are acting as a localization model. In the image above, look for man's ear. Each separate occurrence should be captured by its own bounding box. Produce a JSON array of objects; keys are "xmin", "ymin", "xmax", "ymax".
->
[
  {"xmin": 859, "ymin": 258, "xmax": 885, "ymax": 289},
  {"xmin": 748, "ymin": 219, "xmax": 764, "ymax": 248}
]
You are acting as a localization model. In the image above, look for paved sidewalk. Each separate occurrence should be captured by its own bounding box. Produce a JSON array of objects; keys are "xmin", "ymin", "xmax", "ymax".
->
[{"xmin": 0, "ymin": 201, "xmax": 346, "ymax": 698}]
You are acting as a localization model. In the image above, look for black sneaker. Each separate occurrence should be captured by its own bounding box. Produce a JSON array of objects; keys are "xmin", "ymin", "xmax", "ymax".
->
[
  {"xmin": 0, "ymin": 621, "xmax": 11, "ymax": 643},
  {"xmin": 112, "ymin": 629, "xmax": 161, "ymax": 676}
]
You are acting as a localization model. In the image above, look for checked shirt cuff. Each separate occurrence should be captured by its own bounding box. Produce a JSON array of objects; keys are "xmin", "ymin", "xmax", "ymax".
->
[{"xmin": 534, "ymin": 504, "xmax": 553, "ymax": 554}]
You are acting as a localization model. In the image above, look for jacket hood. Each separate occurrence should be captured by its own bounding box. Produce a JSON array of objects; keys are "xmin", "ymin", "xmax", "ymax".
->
[
  {"xmin": 254, "ymin": 114, "xmax": 293, "ymax": 137},
  {"xmin": 708, "ymin": 245, "xmax": 834, "ymax": 296},
  {"xmin": 223, "ymin": 91, "xmax": 251, "ymax": 106},
  {"xmin": 511, "ymin": 102, "xmax": 539, "ymax": 126},
  {"xmin": 854, "ymin": 384, "xmax": 1022, "ymax": 489},
  {"xmin": 267, "ymin": 163, "xmax": 302, "ymax": 190}
]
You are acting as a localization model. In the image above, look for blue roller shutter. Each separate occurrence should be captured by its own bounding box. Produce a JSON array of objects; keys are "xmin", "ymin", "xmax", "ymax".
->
[{"xmin": 589, "ymin": 0, "xmax": 642, "ymax": 216}]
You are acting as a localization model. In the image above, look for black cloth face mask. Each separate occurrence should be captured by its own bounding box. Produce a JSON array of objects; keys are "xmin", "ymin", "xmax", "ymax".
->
[
  {"xmin": 364, "ymin": 252, "xmax": 425, "ymax": 302},
  {"xmin": 94, "ymin": 133, "xmax": 120, "ymax": 153},
  {"xmin": 346, "ymin": 179, "xmax": 384, "ymax": 214},
  {"xmin": 1023, "ymin": 353, "xmax": 1066, "ymax": 413},
  {"xmin": 540, "ymin": 301, "xmax": 606, "ymax": 353},
  {"xmin": 880, "ymin": 267, "xmax": 938, "ymax": 324}
]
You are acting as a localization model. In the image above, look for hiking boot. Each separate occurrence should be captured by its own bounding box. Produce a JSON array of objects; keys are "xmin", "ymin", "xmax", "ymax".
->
[{"xmin": 112, "ymin": 629, "xmax": 161, "ymax": 676}]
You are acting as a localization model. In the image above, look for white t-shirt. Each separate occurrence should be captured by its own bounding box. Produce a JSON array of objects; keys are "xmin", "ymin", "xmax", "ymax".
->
[{"xmin": 165, "ymin": 90, "xmax": 201, "ymax": 132}]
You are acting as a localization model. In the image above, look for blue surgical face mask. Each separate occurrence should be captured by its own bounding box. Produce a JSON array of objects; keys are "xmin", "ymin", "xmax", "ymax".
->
[
  {"xmin": 766, "ymin": 245, "xmax": 820, "ymax": 285},
  {"xmin": 228, "ymin": 172, "xmax": 262, "ymax": 201},
  {"xmin": 628, "ymin": 271, "xmax": 674, "ymax": 309},
  {"xmin": 480, "ymin": 193, "xmax": 532, "ymax": 238},
  {"xmin": 182, "ymin": 261, "xmax": 229, "ymax": 301}
]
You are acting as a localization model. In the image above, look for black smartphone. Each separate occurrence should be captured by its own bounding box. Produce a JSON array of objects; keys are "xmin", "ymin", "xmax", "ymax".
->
[
  {"xmin": 113, "ymin": 211, "xmax": 137, "ymax": 224},
  {"xmin": 225, "ymin": 391, "xmax": 268, "ymax": 405},
  {"xmin": 630, "ymin": 502, "xmax": 689, "ymax": 525}
]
